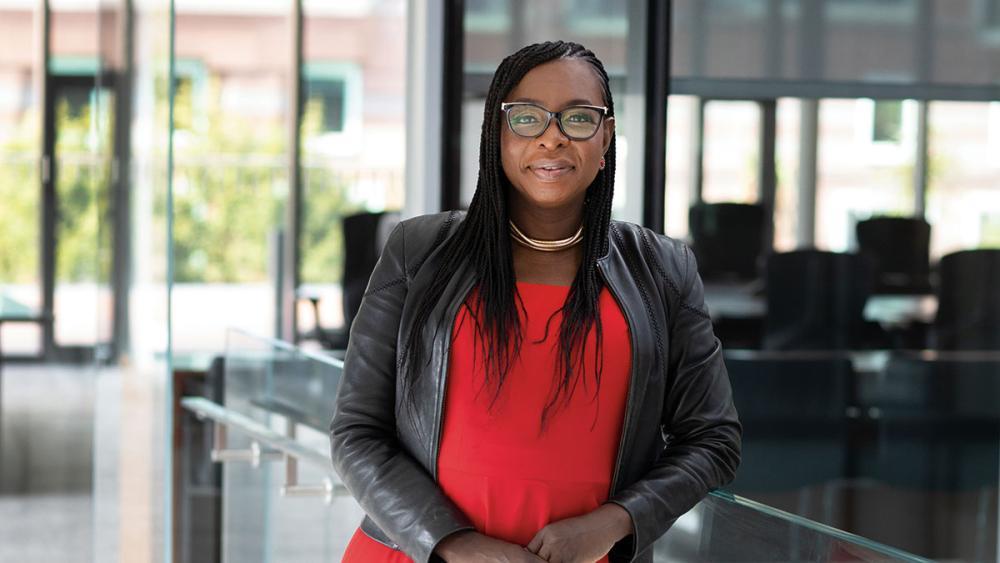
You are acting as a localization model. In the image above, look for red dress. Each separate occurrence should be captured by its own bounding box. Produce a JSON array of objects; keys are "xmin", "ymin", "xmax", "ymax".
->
[{"xmin": 342, "ymin": 282, "xmax": 632, "ymax": 562}]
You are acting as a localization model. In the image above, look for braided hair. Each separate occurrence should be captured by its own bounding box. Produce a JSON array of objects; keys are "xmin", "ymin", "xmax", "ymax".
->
[{"xmin": 400, "ymin": 40, "xmax": 616, "ymax": 432}]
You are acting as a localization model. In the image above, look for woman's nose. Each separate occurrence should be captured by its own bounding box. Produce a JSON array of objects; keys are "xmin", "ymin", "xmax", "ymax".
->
[{"xmin": 536, "ymin": 117, "xmax": 569, "ymax": 149}]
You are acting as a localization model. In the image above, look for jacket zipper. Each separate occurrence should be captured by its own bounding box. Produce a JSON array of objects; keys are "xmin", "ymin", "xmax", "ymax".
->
[{"xmin": 599, "ymin": 263, "xmax": 639, "ymax": 495}]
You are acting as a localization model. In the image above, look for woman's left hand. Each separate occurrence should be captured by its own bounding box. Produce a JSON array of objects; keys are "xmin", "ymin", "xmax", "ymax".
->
[{"xmin": 524, "ymin": 503, "xmax": 632, "ymax": 563}]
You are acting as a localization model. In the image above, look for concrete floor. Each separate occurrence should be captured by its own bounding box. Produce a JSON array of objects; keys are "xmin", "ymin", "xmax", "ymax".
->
[
  {"xmin": 0, "ymin": 363, "xmax": 165, "ymax": 563},
  {"xmin": 0, "ymin": 364, "xmax": 97, "ymax": 561}
]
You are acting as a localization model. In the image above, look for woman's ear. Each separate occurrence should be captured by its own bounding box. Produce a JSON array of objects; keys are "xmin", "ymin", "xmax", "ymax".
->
[{"xmin": 602, "ymin": 116, "xmax": 616, "ymax": 154}]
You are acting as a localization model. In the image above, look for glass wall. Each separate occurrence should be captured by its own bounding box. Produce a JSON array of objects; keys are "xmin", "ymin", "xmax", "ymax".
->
[
  {"xmin": 113, "ymin": 0, "xmax": 174, "ymax": 561},
  {"xmin": 0, "ymin": 1, "xmax": 42, "ymax": 356},
  {"xmin": 297, "ymin": 0, "xmax": 407, "ymax": 339},
  {"xmin": 49, "ymin": 0, "xmax": 109, "ymax": 352},
  {"xmin": 169, "ymin": 1, "xmax": 291, "ymax": 354},
  {"xmin": 667, "ymin": 2, "xmax": 1000, "ymax": 560},
  {"xmin": 0, "ymin": 1, "xmax": 129, "ymax": 561}
]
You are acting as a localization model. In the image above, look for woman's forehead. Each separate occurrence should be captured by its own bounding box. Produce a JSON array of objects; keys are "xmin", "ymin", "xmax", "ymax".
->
[{"xmin": 505, "ymin": 58, "xmax": 604, "ymax": 107}]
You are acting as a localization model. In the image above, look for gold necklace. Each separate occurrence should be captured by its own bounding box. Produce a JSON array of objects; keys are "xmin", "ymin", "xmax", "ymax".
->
[{"xmin": 509, "ymin": 220, "xmax": 584, "ymax": 252}]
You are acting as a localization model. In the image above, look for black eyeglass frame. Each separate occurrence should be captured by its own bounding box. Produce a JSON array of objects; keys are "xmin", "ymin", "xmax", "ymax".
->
[{"xmin": 500, "ymin": 102, "xmax": 610, "ymax": 141}]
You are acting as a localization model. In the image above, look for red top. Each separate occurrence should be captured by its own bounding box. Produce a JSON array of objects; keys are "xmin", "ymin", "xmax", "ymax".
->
[{"xmin": 342, "ymin": 282, "xmax": 632, "ymax": 562}]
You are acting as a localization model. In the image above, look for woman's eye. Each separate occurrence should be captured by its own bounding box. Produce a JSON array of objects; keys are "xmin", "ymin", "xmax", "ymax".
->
[
  {"xmin": 513, "ymin": 114, "xmax": 539, "ymax": 124},
  {"xmin": 566, "ymin": 112, "xmax": 595, "ymax": 123}
]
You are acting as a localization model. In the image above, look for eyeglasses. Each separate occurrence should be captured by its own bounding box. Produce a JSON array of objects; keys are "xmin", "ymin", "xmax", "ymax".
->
[{"xmin": 500, "ymin": 102, "xmax": 608, "ymax": 141}]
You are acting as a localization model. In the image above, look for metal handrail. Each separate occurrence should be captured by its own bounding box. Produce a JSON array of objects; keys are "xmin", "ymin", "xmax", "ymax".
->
[{"xmin": 181, "ymin": 396, "xmax": 347, "ymax": 502}]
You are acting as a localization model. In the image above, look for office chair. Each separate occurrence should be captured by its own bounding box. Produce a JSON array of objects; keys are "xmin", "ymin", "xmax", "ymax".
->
[
  {"xmin": 764, "ymin": 250, "xmax": 886, "ymax": 350},
  {"xmin": 933, "ymin": 248, "xmax": 1000, "ymax": 350},
  {"xmin": 689, "ymin": 202, "xmax": 766, "ymax": 282},
  {"xmin": 301, "ymin": 210, "xmax": 401, "ymax": 350},
  {"xmin": 855, "ymin": 216, "xmax": 932, "ymax": 294}
]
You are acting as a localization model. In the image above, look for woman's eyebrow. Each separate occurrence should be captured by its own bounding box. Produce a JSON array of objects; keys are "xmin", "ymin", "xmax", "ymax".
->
[{"xmin": 510, "ymin": 97, "xmax": 596, "ymax": 106}]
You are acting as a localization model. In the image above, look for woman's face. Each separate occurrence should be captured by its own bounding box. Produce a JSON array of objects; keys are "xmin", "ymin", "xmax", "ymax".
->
[{"xmin": 500, "ymin": 58, "xmax": 615, "ymax": 214}]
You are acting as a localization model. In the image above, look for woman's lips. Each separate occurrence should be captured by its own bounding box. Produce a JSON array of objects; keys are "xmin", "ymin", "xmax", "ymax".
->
[{"xmin": 529, "ymin": 165, "xmax": 574, "ymax": 181}]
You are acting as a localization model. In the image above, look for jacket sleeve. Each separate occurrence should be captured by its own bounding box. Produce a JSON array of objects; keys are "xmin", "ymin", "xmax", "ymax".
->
[
  {"xmin": 607, "ymin": 240, "xmax": 742, "ymax": 561},
  {"xmin": 329, "ymin": 221, "xmax": 474, "ymax": 563}
]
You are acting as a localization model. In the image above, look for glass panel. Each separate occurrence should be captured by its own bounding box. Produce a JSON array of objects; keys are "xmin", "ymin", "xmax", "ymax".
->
[
  {"xmin": 51, "ymin": 78, "xmax": 113, "ymax": 347},
  {"xmin": 0, "ymin": 1, "xmax": 42, "ymax": 356},
  {"xmin": 656, "ymin": 491, "xmax": 927, "ymax": 562},
  {"xmin": 49, "ymin": 2, "xmax": 105, "ymax": 351},
  {"xmin": 724, "ymin": 350, "xmax": 1000, "ymax": 561},
  {"xmin": 114, "ymin": 1, "xmax": 174, "ymax": 561},
  {"xmin": 184, "ymin": 331, "xmax": 928, "ymax": 562},
  {"xmin": 298, "ymin": 1, "xmax": 408, "ymax": 345},
  {"xmin": 815, "ymin": 98, "xmax": 917, "ymax": 252},
  {"xmin": 925, "ymin": 101, "xmax": 1000, "ymax": 259},
  {"xmin": 171, "ymin": 1, "xmax": 291, "ymax": 353},
  {"xmin": 219, "ymin": 329, "xmax": 363, "ymax": 562}
]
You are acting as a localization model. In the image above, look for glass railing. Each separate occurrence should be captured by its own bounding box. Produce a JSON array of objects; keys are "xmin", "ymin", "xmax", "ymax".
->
[
  {"xmin": 723, "ymin": 349, "xmax": 1000, "ymax": 561},
  {"xmin": 180, "ymin": 329, "xmax": 929, "ymax": 562}
]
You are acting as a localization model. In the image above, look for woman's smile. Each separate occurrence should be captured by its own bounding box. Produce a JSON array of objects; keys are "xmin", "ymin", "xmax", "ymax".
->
[{"xmin": 527, "ymin": 158, "xmax": 575, "ymax": 182}]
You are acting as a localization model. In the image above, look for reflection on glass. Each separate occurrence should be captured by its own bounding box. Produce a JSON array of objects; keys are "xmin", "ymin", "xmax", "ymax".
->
[
  {"xmin": 297, "ymin": 1, "xmax": 407, "ymax": 341},
  {"xmin": 171, "ymin": 2, "xmax": 290, "ymax": 352},
  {"xmin": 118, "ymin": 2, "xmax": 174, "ymax": 561},
  {"xmin": 656, "ymin": 491, "xmax": 927, "ymax": 562},
  {"xmin": 219, "ymin": 329, "xmax": 363, "ymax": 562},
  {"xmin": 199, "ymin": 330, "xmax": 929, "ymax": 563},
  {"xmin": 0, "ymin": 1, "xmax": 41, "ymax": 355},
  {"xmin": 724, "ymin": 349, "xmax": 1000, "ymax": 560},
  {"xmin": 51, "ymin": 78, "xmax": 113, "ymax": 347}
]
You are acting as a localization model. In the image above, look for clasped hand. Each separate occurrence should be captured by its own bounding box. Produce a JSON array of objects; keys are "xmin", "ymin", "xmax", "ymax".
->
[
  {"xmin": 436, "ymin": 504, "xmax": 630, "ymax": 563},
  {"xmin": 524, "ymin": 510, "xmax": 622, "ymax": 563}
]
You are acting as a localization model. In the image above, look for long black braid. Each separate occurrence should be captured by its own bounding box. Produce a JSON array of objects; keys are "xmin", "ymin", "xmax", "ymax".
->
[{"xmin": 400, "ymin": 40, "xmax": 617, "ymax": 432}]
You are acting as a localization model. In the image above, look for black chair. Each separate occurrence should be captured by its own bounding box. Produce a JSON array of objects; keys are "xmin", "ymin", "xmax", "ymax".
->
[
  {"xmin": 934, "ymin": 248, "xmax": 1000, "ymax": 350},
  {"xmin": 301, "ymin": 210, "xmax": 401, "ymax": 350},
  {"xmin": 689, "ymin": 202, "xmax": 765, "ymax": 282},
  {"xmin": 764, "ymin": 250, "xmax": 886, "ymax": 350},
  {"xmin": 855, "ymin": 216, "xmax": 932, "ymax": 294}
]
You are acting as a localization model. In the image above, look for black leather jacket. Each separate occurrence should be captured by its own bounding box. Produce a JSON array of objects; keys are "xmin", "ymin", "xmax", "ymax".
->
[{"xmin": 330, "ymin": 210, "xmax": 741, "ymax": 563}]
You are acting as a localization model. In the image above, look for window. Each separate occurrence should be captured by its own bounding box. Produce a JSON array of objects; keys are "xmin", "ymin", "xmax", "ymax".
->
[
  {"xmin": 854, "ymin": 98, "xmax": 916, "ymax": 165},
  {"xmin": 981, "ymin": 213, "xmax": 1000, "ymax": 246},
  {"xmin": 305, "ymin": 77, "xmax": 346, "ymax": 133},
  {"xmin": 301, "ymin": 62, "xmax": 362, "ymax": 156},
  {"xmin": 817, "ymin": 99, "xmax": 916, "ymax": 251},
  {"xmin": 926, "ymin": 101, "xmax": 1000, "ymax": 257},
  {"xmin": 872, "ymin": 100, "xmax": 903, "ymax": 143}
]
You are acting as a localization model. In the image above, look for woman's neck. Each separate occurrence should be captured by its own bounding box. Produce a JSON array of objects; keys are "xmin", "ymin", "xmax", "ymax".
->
[{"xmin": 507, "ymin": 202, "xmax": 584, "ymax": 241}]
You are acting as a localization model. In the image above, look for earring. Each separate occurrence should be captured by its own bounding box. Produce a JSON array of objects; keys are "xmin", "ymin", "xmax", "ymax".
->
[{"xmin": 599, "ymin": 157, "xmax": 606, "ymax": 170}]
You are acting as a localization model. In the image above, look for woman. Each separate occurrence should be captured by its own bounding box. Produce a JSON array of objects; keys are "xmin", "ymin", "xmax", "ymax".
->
[{"xmin": 330, "ymin": 41, "xmax": 741, "ymax": 563}]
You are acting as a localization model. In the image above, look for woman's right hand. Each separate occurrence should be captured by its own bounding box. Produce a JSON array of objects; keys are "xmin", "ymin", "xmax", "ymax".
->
[{"xmin": 435, "ymin": 530, "xmax": 547, "ymax": 562}]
